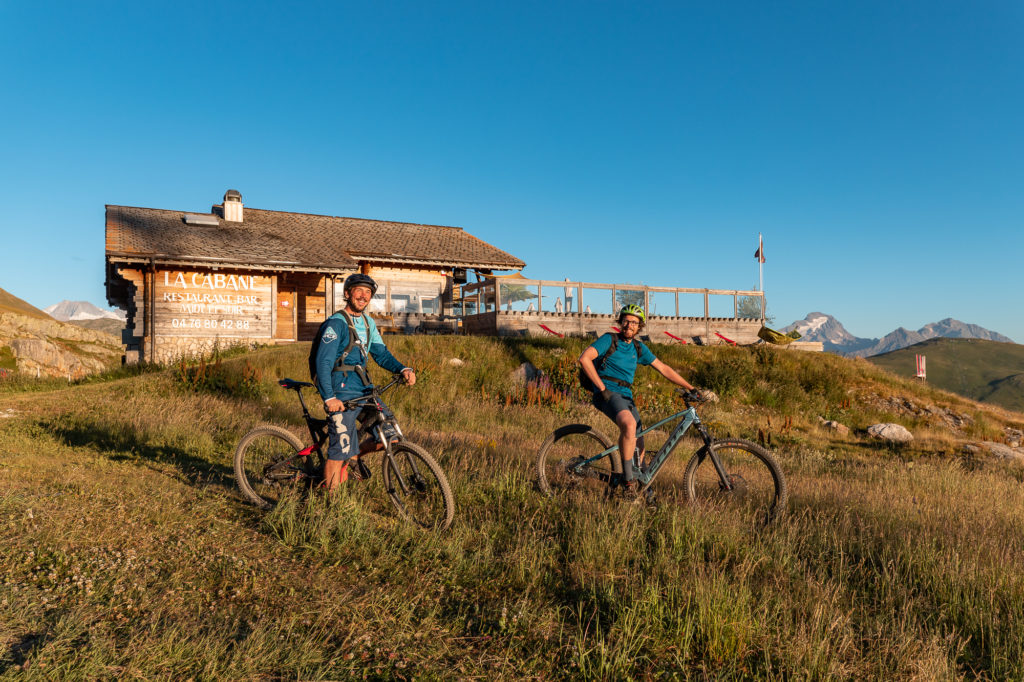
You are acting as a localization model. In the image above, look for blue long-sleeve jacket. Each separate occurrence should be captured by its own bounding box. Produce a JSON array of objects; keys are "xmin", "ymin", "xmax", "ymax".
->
[{"xmin": 313, "ymin": 312, "xmax": 407, "ymax": 401}]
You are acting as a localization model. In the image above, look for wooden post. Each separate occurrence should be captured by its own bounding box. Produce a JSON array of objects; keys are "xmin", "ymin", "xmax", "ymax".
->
[
  {"xmin": 537, "ymin": 283, "xmax": 542, "ymax": 312},
  {"xmin": 271, "ymin": 276, "xmax": 278, "ymax": 338},
  {"xmin": 292, "ymin": 290, "xmax": 298, "ymax": 341},
  {"xmin": 644, "ymin": 288, "xmax": 650, "ymax": 316},
  {"xmin": 675, "ymin": 291, "xmax": 679, "ymax": 317},
  {"xmin": 704, "ymin": 289, "xmax": 710, "ymax": 340},
  {"xmin": 494, "ymin": 280, "xmax": 502, "ymax": 312},
  {"xmin": 733, "ymin": 293, "xmax": 738, "ymax": 320},
  {"xmin": 147, "ymin": 266, "xmax": 155, "ymax": 363},
  {"xmin": 611, "ymin": 286, "xmax": 616, "ymax": 314}
]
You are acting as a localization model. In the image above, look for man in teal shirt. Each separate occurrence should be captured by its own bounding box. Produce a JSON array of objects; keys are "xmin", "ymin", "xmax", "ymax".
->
[
  {"xmin": 313, "ymin": 273, "xmax": 415, "ymax": 490},
  {"xmin": 578, "ymin": 304, "xmax": 696, "ymax": 494}
]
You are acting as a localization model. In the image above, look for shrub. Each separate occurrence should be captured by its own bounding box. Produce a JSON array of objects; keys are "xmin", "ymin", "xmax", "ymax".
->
[{"xmin": 174, "ymin": 353, "xmax": 265, "ymax": 400}]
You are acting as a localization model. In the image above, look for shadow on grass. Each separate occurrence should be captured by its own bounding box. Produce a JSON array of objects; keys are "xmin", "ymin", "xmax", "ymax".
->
[
  {"xmin": 1, "ymin": 632, "xmax": 46, "ymax": 673},
  {"xmin": 40, "ymin": 418, "xmax": 236, "ymax": 492}
]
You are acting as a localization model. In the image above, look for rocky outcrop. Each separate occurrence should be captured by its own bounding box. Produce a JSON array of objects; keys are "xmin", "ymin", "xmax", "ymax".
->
[
  {"xmin": 973, "ymin": 442, "xmax": 1024, "ymax": 462},
  {"xmin": 862, "ymin": 393, "xmax": 973, "ymax": 432},
  {"xmin": 822, "ymin": 420, "xmax": 850, "ymax": 436},
  {"xmin": 0, "ymin": 312, "xmax": 122, "ymax": 378},
  {"xmin": 867, "ymin": 423, "xmax": 914, "ymax": 443}
]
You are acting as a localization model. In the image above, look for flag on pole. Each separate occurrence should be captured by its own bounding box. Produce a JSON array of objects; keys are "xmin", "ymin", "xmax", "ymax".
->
[{"xmin": 754, "ymin": 235, "xmax": 765, "ymax": 263}]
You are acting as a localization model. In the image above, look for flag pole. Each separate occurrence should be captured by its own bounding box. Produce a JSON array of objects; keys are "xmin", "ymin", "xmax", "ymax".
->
[{"xmin": 758, "ymin": 233, "xmax": 764, "ymax": 292}]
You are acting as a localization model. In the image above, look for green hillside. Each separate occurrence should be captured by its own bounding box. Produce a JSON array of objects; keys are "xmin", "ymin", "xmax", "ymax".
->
[
  {"xmin": 0, "ymin": 286, "xmax": 52, "ymax": 320},
  {"xmin": 2, "ymin": 338, "xmax": 1023, "ymax": 678},
  {"xmin": 868, "ymin": 337, "xmax": 1024, "ymax": 411}
]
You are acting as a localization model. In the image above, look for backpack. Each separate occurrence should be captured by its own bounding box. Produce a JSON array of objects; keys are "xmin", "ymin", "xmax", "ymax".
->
[
  {"xmin": 309, "ymin": 311, "xmax": 371, "ymax": 388},
  {"xmin": 579, "ymin": 333, "xmax": 643, "ymax": 393}
]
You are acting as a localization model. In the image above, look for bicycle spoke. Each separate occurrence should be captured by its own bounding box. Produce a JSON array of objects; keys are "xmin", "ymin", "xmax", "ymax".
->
[
  {"xmin": 383, "ymin": 443, "xmax": 454, "ymax": 531},
  {"xmin": 683, "ymin": 439, "xmax": 786, "ymax": 526},
  {"xmin": 537, "ymin": 426, "xmax": 619, "ymax": 498},
  {"xmin": 234, "ymin": 427, "xmax": 315, "ymax": 509}
]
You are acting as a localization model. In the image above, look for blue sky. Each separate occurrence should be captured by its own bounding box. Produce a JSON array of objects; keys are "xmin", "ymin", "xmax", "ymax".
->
[{"xmin": 2, "ymin": 1, "xmax": 1022, "ymax": 341}]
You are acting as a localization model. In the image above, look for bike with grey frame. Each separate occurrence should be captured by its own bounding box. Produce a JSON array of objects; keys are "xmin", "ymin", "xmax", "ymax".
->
[
  {"xmin": 536, "ymin": 389, "xmax": 787, "ymax": 525},
  {"xmin": 233, "ymin": 373, "xmax": 454, "ymax": 531}
]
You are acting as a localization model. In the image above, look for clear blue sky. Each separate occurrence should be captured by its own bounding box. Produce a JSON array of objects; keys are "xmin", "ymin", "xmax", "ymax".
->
[{"xmin": 2, "ymin": 1, "xmax": 1021, "ymax": 341}]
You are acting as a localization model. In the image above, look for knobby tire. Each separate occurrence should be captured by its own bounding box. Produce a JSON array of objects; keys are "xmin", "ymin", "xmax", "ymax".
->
[
  {"xmin": 682, "ymin": 438, "xmax": 787, "ymax": 526},
  {"xmin": 233, "ymin": 424, "xmax": 312, "ymax": 510},
  {"xmin": 382, "ymin": 442, "xmax": 455, "ymax": 531},
  {"xmin": 536, "ymin": 424, "xmax": 621, "ymax": 497}
]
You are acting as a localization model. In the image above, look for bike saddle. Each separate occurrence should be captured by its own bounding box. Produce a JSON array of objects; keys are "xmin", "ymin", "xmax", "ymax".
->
[{"xmin": 278, "ymin": 378, "xmax": 314, "ymax": 390}]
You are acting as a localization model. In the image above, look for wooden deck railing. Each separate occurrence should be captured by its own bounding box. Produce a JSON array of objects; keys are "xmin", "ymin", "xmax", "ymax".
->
[{"xmin": 458, "ymin": 277, "xmax": 765, "ymax": 321}]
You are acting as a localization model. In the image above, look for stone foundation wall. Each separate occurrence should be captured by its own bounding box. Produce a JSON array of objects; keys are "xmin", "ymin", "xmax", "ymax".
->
[
  {"xmin": 148, "ymin": 336, "xmax": 273, "ymax": 364},
  {"xmin": 463, "ymin": 311, "xmax": 766, "ymax": 345}
]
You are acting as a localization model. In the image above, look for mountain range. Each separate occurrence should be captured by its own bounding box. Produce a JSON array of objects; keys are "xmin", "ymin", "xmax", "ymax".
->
[
  {"xmin": 45, "ymin": 300, "xmax": 125, "ymax": 322},
  {"xmin": 781, "ymin": 313, "xmax": 1015, "ymax": 357}
]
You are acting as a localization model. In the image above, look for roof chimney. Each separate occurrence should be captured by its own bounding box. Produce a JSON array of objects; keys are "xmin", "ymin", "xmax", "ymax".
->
[{"xmin": 223, "ymin": 189, "xmax": 243, "ymax": 222}]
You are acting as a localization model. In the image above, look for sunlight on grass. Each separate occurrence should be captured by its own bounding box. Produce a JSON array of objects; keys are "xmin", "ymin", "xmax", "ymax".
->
[{"xmin": 1, "ymin": 337, "xmax": 1023, "ymax": 677}]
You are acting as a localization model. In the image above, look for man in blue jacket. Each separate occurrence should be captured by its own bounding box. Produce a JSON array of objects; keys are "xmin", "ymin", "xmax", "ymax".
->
[
  {"xmin": 578, "ymin": 304, "xmax": 696, "ymax": 495},
  {"xmin": 313, "ymin": 273, "xmax": 415, "ymax": 490}
]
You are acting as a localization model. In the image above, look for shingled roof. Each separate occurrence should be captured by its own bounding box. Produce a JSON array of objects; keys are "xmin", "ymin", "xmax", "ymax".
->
[{"xmin": 105, "ymin": 204, "xmax": 525, "ymax": 272}]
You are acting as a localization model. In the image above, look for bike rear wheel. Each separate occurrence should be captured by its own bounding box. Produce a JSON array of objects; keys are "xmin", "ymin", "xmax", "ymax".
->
[
  {"xmin": 382, "ymin": 442, "xmax": 454, "ymax": 531},
  {"xmin": 682, "ymin": 438, "xmax": 787, "ymax": 525},
  {"xmin": 536, "ymin": 424, "xmax": 621, "ymax": 497},
  {"xmin": 233, "ymin": 425, "xmax": 316, "ymax": 510}
]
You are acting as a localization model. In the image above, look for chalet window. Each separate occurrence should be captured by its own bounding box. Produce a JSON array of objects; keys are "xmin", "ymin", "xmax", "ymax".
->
[
  {"xmin": 389, "ymin": 280, "xmax": 441, "ymax": 314},
  {"xmin": 370, "ymin": 284, "xmax": 388, "ymax": 313}
]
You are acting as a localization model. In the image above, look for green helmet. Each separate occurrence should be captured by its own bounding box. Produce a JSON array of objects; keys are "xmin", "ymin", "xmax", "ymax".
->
[{"xmin": 619, "ymin": 304, "xmax": 646, "ymax": 325}]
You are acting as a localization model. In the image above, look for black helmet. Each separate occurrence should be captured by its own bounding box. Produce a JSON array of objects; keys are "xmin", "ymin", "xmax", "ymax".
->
[{"xmin": 343, "ymin": 273, "xmax": 377, "ymax": 296}]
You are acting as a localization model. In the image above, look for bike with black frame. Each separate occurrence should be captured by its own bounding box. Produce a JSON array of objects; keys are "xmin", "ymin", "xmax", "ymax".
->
[
  {"xmin": 536, "ymin": 389, "xmax": 787, "ymax": 525},
  {"xmin": 233, "ymin": 372, "xmax": 454, "ymax": 531}
]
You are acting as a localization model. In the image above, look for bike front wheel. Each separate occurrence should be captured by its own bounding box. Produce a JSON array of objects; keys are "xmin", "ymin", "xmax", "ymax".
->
[
  {"xmin": 682, "ymin": 438, "xmax": 787, "ymax": 525},
  {"xmin": 382, "ymin": 442, "xmax": 455, "ymax": 531},
  {"xmin": 536, "ymin": 424, "xmax": 621, "ymax": 497},
  {"xmin": 233, "ymin": 425, "xmax": 316, "ymax": 510}
]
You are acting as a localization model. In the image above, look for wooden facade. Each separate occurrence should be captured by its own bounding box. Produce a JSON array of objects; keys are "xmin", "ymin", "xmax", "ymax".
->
[{"xmin": 105, "ymin": 191, "xmax": 525, "ymax": 364}]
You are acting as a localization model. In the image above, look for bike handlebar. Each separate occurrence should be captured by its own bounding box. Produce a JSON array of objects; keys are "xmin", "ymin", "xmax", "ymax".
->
[
  {"xmin": 676, "ymin": 388, "xmax": 708, "ymax": 405},
  {"xmin": 341, "ymin": 370, "xmax": 412, "ymax": 409}
]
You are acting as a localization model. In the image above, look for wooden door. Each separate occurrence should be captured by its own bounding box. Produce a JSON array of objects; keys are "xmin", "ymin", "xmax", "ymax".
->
[{"xmin": 276, "ymin": 288, "xmax": 296, "ymax": 340}]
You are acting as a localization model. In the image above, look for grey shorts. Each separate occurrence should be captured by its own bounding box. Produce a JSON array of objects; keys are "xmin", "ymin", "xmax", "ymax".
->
[{"xmin": 593, "ymin": 391, "xmax": 645, "ymax": 451}]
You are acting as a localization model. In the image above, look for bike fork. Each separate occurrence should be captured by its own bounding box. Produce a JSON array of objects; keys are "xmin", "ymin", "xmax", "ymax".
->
[{"xmin": 383, "ymin": 444, "xmax": 424, "ymax": 495}]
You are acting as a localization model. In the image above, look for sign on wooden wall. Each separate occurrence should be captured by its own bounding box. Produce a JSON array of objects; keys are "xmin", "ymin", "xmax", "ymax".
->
[{"xmin": 156, "ymin": 270, "xmax": 272, "ymax": 338}]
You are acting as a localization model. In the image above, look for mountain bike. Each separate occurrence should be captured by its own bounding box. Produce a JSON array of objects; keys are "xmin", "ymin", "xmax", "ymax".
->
[
  {"xmin": 233, "ymin": 373, "xmax": 455, "ymax": 531},
  {"xmin": 536, "ymin": 390, "xmax": 787, "ymax": 525}
]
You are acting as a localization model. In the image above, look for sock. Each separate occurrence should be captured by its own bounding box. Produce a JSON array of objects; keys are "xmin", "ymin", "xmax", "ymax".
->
[{"xmin": 621, "ymin": 455, "xmax": 635, "ymax": 483}]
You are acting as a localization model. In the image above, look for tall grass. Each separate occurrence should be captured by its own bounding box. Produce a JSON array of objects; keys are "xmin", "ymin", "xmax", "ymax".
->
[{"xmin": 2, "ymin": 337, "xmax": 1023, "ymax": 678}]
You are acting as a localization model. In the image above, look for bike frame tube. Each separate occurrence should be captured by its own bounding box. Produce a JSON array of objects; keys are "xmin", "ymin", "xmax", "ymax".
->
[
  {"xmin": 632, "ymin": 408, "xmax": 700, "ymax": 486},
  {"xmin": 576, "ymin": 405, "xmax": 714, "ymax": 487}
]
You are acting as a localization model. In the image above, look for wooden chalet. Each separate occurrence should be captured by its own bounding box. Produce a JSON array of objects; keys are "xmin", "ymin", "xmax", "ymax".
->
[{"xmin": 105, "ymin": 190, "xmax": 524, "ymax": 363}]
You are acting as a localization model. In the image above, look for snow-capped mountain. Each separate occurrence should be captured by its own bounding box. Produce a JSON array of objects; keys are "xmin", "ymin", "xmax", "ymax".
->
[
  {"xmin": 781, "ymin": 313, "xmax": 1013, "ymax": 357},
  {"xmin": 45, "ymin": 300, "xmax": 125, "ymax": 322},
  {"xmin": 780, "ymin": 313, "xmax": 875, "ymax": 355}
]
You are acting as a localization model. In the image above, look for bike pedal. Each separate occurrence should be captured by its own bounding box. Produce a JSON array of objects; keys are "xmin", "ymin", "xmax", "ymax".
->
[{"xmin": 352, "ymin": 459, "xmax": 372, "ymax": 481}]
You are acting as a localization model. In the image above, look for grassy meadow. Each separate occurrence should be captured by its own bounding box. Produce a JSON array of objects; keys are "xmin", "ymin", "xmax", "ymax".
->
[
  {"xmin": 2, "ymin": 336, "xmax": 1024, "ymax": 679},
  {"xmin": 868, "ymin": 337, "xmax": 1024, "ymax": 413}
]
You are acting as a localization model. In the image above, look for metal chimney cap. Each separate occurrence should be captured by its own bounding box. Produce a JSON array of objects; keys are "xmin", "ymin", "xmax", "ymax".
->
[{"xmin": 224, "ymin": 189, "xmax": 242, "ymax": 201}]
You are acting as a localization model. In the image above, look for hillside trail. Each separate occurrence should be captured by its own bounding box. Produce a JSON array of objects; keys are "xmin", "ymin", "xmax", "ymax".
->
[{"xmin": 0, "ymin": 372, "xmax": 166, "ymax": 416}]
